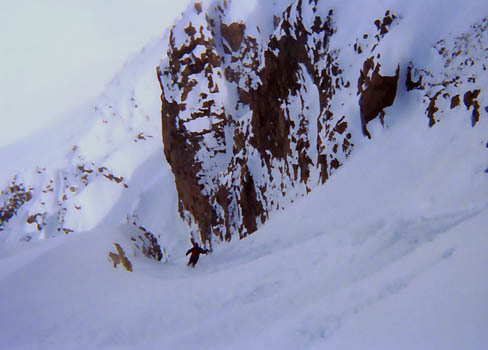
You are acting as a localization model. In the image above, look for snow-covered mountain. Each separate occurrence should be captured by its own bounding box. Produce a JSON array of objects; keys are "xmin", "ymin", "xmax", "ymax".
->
[
  {"xmin": 0, "ymin": 0, "xmax": 487, "ymax": 349},
  {"xmin": 157, "ymin": 0, "xmax": 488, "ymax": 247},
  {"xmin": 0, "ymin": 32, "xmax": 189, "ymax": 257}
]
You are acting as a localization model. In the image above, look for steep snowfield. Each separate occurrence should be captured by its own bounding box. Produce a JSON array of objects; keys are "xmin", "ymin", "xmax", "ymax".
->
[
  {"xmin": 0, "ymin": 32, "xmax": 188, "ymax": 252},
  {"xmin": 1, "ymin": 0, "xmax": 487, "ymax": 348},
  {"xmin": 1, "ymin": 108, "xmax": 487, "ymax": 349}
]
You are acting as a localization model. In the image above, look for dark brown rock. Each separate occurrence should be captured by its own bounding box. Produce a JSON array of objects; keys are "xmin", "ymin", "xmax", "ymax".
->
[
  {"xmin": 194, "ymin": 2, "xmax": 202, "ymax": 14},
  {"xmin": 450, "ymin": 94, "xmax": 461, "ymax": 109},
  {"xmin": 406, "ymin": 66, "xmax": 422, "ymax": 91},
  {"xmin": 157, "ymin": 73, "xmax": 217, "ymax": 244},
  {"xmin": 221, "ymin": 22, "xmax": 246, "ymax": 52},
  {"xmin": 463, "ymin": 89, "xmax": 482, "ymax": 126},
  {"xmin": 426, "ymin": 90, "xmax": 443, "ymax": 127},
  {"xmin": 358, "ymin": 57, "xmax": 400, "ymax": 138},
  {"xmin": 239, "ymin": 167, "xmax": 263, "ymax": 238},
  {"xmin": 463, "ymin": 89, "xmax": 480, "ymax": 108}
]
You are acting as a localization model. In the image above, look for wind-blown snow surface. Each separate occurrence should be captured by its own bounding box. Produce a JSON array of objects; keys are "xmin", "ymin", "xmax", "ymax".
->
[
  {"xmin": 1, "ymin": 0, "xmax": 488, "ymax": 349},
  {"xmin": 1, "ymin": 100, "xmax": 487, "ymax": 349}
]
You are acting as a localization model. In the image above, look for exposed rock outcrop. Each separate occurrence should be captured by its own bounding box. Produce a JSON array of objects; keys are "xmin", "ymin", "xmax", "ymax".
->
[
  {"xmin": 157, "ymin": 1, "xmax": 487, "ymax": 246},
  {"xmin": 0, "ymin": 180, "xmax": 33, "ymax": 231},
  {"xmin": 158, "ymin": 1, "xmax": 351, "ymax": 246},
  {"xmin": 130, "ymin": 224, "xmax": 164, "ymax": 262},
  {"xmin": 108, "ymin": 243, "xmax": 133, "ymax": 272},
  {"xmin": 358, "ymin": 57, "xmax": 400, "ymax": 138}
]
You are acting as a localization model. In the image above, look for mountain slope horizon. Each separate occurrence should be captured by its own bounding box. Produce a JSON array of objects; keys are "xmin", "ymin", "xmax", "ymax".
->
[{"xmin": 0, "ymin": 0, "xmax": 487, "ymax": 348}]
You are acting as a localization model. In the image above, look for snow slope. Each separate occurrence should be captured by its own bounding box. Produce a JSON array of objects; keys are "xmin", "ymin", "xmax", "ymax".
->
[
  {"xmin": 0, "ymin": 30, "xmax": 189, "ymax": 254},
  {"xmin": 1, "ymin": 96, "xmax": 487, "ymax": 348},
  {"xmin": 1, "ymin": 0, "xmax": 487, "ymax": 348}
]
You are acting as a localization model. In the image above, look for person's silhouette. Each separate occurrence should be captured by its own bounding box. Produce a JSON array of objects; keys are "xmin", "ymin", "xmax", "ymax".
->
[{"xmin": 185, "ymin": 243, "xmax": 209, "ymax": 268}]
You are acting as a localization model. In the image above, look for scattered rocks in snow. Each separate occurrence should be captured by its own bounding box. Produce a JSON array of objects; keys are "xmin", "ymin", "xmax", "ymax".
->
[
  {"xmin": 0, "ymin": 180, "xmax": 33, "ymax": 231},
  {"xmin": 26, "ymin": 213, "xmax": 44, "ymax": 231},
  {"xmin": 134, "ymin": 132, "xmax": 152, "ymax": 142},
  {"xmin": 409, "ymin": 17, "xmax": 488, "ymax": 127},
  {"xmin": 108, "ymin": 243, "xmax": 133, "ymax": 272},
  {"xmin": 130, "ymin": 224, "xmax": 164, "ymax": 262}
]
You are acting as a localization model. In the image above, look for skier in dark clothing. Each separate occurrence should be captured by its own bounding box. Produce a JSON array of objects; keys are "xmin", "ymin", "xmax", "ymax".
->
[{"xmin": 186, "ymin": 243, "xmax": 209, "ymax": 267}]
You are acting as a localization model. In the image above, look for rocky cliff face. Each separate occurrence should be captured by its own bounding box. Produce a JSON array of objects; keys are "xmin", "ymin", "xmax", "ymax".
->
[{"xmin": 157, "ymin": 0, "xmax": 487, "ymax": 247}]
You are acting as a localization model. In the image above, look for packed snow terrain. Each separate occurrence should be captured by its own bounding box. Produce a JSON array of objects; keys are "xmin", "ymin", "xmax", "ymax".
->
[
  {"xmin": 1, "ymin": 0, "xmax": 488, "ymax": 349},
  {"xmin": 1, "ymin": 111, "xmax": 487, "ymax": 349}
]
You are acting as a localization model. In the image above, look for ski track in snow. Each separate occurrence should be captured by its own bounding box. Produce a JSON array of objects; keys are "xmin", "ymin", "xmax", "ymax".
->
[
  {"xmin": 0, "ymin": 200, "xmax": 486, "ymax": 349},
  {"xmin": 214, "ymin": 205, "xmax": 487, "ymax": 349},
  {"xmin": 1, "ymin": 0, "xmax": 488, "ymax": 348}
]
